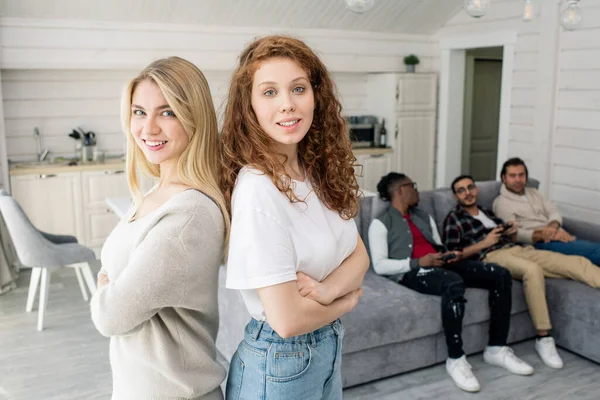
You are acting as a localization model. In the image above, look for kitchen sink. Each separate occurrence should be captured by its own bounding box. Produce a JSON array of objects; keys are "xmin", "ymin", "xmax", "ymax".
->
[{"xmin": 10, "ymin": 160, "xmax": 75, "ymax": 168}]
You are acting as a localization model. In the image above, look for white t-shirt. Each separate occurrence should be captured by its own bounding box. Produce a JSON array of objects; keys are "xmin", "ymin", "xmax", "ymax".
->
[
  {"xmin": 225, "ymin": 167, "xmax": 358, "ymax": 321},
  {"xmin": 473, "ymin": 210, "xmax": 498, "ymax": 229}
]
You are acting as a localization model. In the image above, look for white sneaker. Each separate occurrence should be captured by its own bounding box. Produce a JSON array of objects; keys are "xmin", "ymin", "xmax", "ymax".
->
[
  {"xmin": 484, "ymin": 346, "xmax": 534, "ymax": 375},
  {"xmin": 446, "ymin": 355, "xmax": 481, "ymax": 392},
  {"xmin": 535, "ymin": 337, "xmax": 564, "ymax": 369}
]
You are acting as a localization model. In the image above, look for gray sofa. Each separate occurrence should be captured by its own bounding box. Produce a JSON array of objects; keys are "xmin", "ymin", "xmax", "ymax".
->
[{"xmin": 217, "ymin": 180, "xmax": 600, "ymax": 388}]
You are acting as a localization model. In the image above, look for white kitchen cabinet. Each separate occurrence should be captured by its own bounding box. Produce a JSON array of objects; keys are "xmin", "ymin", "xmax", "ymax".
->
[
  {"xmin": 366, "ymin": 73, "xmax": 437, "ymax": 189},
  {"xmin": 81, "ymin": 169, "xmax": 130, "ymax": 247},
  {"xmin": 361, "ymin": 153, "xmax": 393, "ymax": 193},
  {"xmin": 10, "ymin": 172, "xmax": 84, "ymax": 239},
  {"xmin": 10, "ymin": 163, "xmax": 136, "ymax": 249},
  {"xmin": 395, "ymin": 113, "xmax": 436, "ymax": 191},
  {"xmin": 83, "ymin": 209, "xmax": 121, "ymax": 248},
  {"xmin": 82, "ymin": 169, "xmax": 129, "ymax": 209},
  {"xmin": 395, "ymin": 74, "xmax": 437, "ymax": 112},
  {"xmin": 354, "ymin": 152, "xmax": 393, "ymax": 193}
]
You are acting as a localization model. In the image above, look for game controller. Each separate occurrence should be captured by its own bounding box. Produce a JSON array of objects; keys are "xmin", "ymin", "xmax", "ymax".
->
[
  {"xmin": 440, "ymin": 253, "xmax": 457, "ymax": 262},
  {"xmin": 499, "ymin": 222, "xmax": 514, "ymax": 236}
]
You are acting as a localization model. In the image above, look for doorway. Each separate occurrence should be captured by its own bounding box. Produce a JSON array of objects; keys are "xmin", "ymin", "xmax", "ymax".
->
[
  {"xmin": 462, "ymin": 47, "xmax": 503, "ymax": 181},
  {"xmin": 436, "ymin": 32, "xmax": 516, "ymax": 188}
]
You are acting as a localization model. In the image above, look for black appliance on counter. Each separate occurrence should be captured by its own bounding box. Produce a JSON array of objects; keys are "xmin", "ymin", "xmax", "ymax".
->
[{"xmin": 346, "ymin": 115, "xmax": 384, "ymax": 148}]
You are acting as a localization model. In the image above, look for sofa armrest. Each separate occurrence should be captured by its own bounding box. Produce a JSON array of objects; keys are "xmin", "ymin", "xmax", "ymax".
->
[
  {"xmin": 216, "ymin": 266, "xmax": 251, "ymax": 365},
  {"xmin": 563, "ymin": 217, "xmax": 600, "ymax": 243}
]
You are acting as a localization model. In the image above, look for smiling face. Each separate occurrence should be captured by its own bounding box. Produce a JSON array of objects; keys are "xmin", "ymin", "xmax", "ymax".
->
[
  {"xmin": 250, "ymin": 57, "xmax": 315, "ymax": 153},
  {"xmin": 129, "ymin": 79, "xmax": 189, "ymax": 166}
]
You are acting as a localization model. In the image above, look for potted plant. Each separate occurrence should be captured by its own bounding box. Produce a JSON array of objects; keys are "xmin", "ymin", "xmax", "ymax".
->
[{"xmin": 403, "ymin": 54, "xmax": 420, "ymax": 73}]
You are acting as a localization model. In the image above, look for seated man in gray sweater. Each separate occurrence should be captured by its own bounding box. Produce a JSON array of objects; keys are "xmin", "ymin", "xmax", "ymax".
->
[{"xmin": 368, "ymin": 173, "xmax": 533, "ymax": 393}]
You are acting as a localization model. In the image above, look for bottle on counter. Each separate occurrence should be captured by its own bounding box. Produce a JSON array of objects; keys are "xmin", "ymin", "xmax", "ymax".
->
[{"xmin": 379, "ymin": 118, "xmax": 387, "ymax": 148}]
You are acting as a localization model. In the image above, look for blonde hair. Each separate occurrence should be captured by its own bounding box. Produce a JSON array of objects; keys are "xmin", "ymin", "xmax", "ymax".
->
[{"xmin": 121, "ymin": 56, "xmax": 230, "ymax": 242}]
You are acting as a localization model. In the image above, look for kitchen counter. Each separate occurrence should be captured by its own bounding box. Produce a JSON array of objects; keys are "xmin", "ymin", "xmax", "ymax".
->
[
  {"xmin": 9, "ymin": 147, "xmax": 392, "ymax": 176},
  {"xmin": 352, "ymin": 147, "xmax": 393, "ymax": 156},
  {"xmin": 9, "ymin": 158, "xmax": 125, "ymax": 176}
]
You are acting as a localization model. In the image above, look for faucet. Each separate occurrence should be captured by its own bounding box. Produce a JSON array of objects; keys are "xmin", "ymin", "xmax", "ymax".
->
[
  {"xmin": 33, "ymin": 127, "xmax": 50, "ymax": 162},
  {"xmin": 39, "ymin": 149, "xmax": 50, "ymax": 162}
]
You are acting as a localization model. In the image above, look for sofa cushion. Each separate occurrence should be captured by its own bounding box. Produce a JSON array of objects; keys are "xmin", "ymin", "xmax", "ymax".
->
[
  {"xmin": 341, "ymin": 270, "xmax": 530, "ymax": 354},
  {"xmin": 544, "ymin": 278, "xmax": 600, "ymax": 363},
  {"xmin": 474, "ymin": 181, "xmax": 502, "ymax": 210},
  {"xmin": 545, "ymin": 278, "xmax": 600, "ymax": 328},
  {"xmin": 371, "ymin": 196, "xmax": 389, "ymax": 221},
  {"xmin": 429, "ymin": 189, "xmax": 456, "ymax": 231}
]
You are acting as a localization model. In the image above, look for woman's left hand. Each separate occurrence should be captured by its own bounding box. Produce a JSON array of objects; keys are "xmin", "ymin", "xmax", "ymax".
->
[
  {"xmin": 296, "ymin": 272, "xmax": 336, "ymax": 306},
  {"xmin": 97, "ymin": 273, "xmax": 110, "ymax": 289}
]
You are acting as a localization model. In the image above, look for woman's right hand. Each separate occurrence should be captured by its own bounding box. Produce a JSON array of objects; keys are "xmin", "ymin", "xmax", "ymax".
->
[{"xmin": 297, "ymin": 272, "xmax": 337, "ymax": 305}]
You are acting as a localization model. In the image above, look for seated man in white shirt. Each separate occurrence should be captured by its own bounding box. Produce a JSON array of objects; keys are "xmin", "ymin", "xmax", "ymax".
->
[{"xmin": 368, "ymin": 172, "xmax": 533, "ymax": 393}]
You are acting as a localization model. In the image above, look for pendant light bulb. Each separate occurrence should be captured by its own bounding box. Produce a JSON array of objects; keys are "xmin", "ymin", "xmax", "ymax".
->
[
  {"xmin": 344, "ymin": 0, "xmax": 376, "ymax": 14},
  {"xmin": 522, "ymin": 0, "xmax": 539, "ymax": 22},
  {"xmin": 560, "ymin": 1, "xmax": 583, "ymax": 30},
  {"xmin": 464, "ymin": 0, "xmax": 491, "ymax": 18}
]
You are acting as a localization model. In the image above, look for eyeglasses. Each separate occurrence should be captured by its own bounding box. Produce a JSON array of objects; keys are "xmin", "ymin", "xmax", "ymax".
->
[
  {"xmin": 400, "ymin": 182, "xmax": 418, "ymax": 190},
  {"xmin": 455, "ymin": 184, "xmax": 477, "ymax": 195}
]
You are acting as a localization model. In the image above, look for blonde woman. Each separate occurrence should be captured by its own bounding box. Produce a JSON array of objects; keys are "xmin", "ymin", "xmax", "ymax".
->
[{"xmin": 91, "ymin": 57, "xmax": 229, "ymax": 400}]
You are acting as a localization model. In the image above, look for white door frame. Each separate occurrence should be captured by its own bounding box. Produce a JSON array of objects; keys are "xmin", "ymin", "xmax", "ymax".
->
[
  {"xmin": 0, "ymin": 71, "xmax": 9, "ymax": 191},
  {"xmin": 436, "ymin": 31, "xmax": 517, "ymax": 188}
]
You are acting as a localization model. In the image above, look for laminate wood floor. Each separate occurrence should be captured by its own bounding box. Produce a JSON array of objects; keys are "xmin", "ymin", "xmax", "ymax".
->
[{"xmin": 1, "ymin": 267, "xmax": 599, "ymax": 400}]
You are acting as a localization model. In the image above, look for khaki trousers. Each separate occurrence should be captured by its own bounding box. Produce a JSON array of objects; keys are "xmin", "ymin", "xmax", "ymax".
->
[{"xmin": 484, "ymin": 245, "xmax": 600, "ymax": 331}]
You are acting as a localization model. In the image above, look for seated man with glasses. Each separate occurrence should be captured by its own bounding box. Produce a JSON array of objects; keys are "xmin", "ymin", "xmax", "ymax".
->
[
  {"xmin": 443, "ymin": 175, "xmax": 600, "ymax": 371},
  {"xmin": 368, "ymin": 173, "xmax": 533, "ymax": 393}
]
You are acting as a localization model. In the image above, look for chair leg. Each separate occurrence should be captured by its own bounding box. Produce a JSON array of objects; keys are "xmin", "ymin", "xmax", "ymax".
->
[
  {"xmin": 26, "ymin": 268, "xmax": 42, "ymax": 312},
  {"xmin": 80, "ymin": 262, "xmax": 97, "ymax": 296},
  {"xmin": 74, "ymin": 266, "xmax": 89, "ymax": 301},
  {"xmin": 37, "ymin": 268, "xmax": 51, "ymax": 332}
]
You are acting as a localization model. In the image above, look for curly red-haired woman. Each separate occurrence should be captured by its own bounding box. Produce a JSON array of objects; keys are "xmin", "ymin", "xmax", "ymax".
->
[{"xmin": 221, "ymin": 35, "xmax": 370, "ymax": 400}]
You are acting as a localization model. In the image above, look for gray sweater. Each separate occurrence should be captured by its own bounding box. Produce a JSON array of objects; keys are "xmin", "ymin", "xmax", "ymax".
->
[{"xmin": 91, "ymin": 189, "xmax": 225, "ymax": 400}]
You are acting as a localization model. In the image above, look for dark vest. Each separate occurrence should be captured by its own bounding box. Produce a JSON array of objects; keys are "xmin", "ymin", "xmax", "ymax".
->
[{"xmin": 376, "ymin": 206, "xmax": 445, "ymax": 282}]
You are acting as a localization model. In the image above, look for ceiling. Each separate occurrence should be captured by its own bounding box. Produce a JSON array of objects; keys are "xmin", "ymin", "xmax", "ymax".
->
[{"xmin": 0, "ymin": 0, "xmax": 463, "ymax": 35}]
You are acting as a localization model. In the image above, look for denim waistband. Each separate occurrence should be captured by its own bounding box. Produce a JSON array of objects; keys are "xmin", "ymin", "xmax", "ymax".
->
[{"xmin": 246, "ymin": 318, "xmax": 343, "ymax": 344}]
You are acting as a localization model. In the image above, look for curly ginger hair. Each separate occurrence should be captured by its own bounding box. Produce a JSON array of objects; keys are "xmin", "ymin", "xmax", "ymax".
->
[{"xmin": 220, "ymin": 35, "xmax": 361, "ymax": 219}]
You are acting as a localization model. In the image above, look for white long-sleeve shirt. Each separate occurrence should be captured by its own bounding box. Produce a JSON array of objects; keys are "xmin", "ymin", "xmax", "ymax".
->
[{"xmin": 368, "ymin": 215, "xmax": 442, "ymax": 277}]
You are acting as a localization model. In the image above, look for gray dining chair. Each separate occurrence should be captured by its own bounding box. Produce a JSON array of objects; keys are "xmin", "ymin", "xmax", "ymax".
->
[
  {"xmin": 0, "ymin": 210, "xmax": 18, "ymax": 294},
  {"xmin": 0, "ymin": 189, "xmax": 79, "ymax": 250},
  {"xmin": 0, "ymin": 194, "xmax": 97, "ymax": 331}
]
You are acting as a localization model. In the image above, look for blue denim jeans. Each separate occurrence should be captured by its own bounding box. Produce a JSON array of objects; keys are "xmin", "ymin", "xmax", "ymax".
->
[
  {"xmin": 535, "ymin": 239, "xmax": 600, "ymax": 266},
  {"xmin": 225, "ymin": 318, "xmax": 344, "ymax": 400}
]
